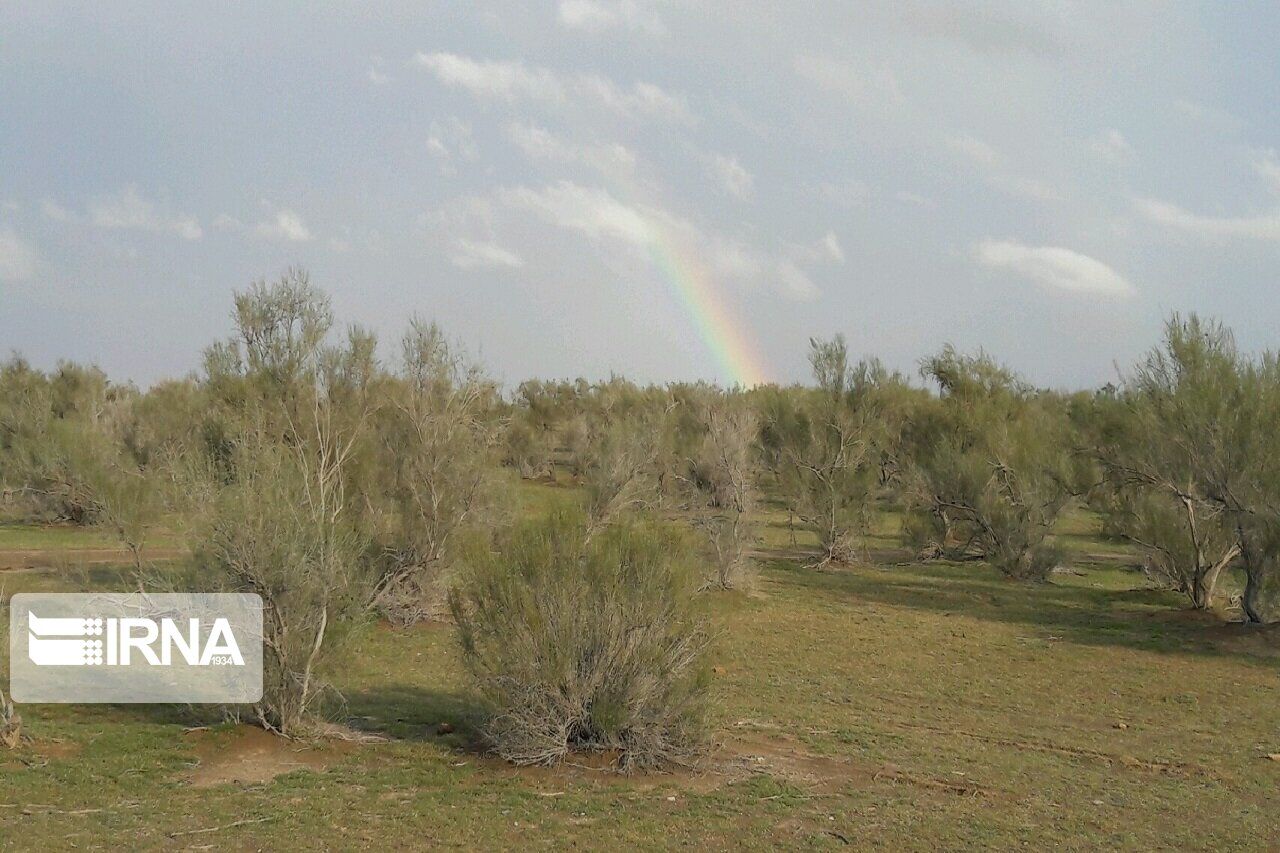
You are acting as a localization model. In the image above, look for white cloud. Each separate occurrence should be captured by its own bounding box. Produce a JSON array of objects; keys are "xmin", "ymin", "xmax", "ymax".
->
[
  {"xmin": 451, "ymin": 238, "xmax": 524, "ymax": 270},
  {"xmin": 775, "ymin": 261, "xmax": 820, "ymax": 301},
  {"xmin": 947, "ymin": 134, "xmax": 999, "ymax": 167},
  {"xmin": 88, "ymin": 186, "xmax": 202, "ymax": 240},
  {"xmin": 498, "ymin": 181, "xmax": 821, "ymax": 300},
  {"xmin": 502, "ymin": 181, "xmax": 653, "ymax": 246},
  {"xmin": 256, "ymin": 209, "xmax": 313, "ymax": 242},
  {"xmin": 821, "ymin": 231, "xmax": 845, "ymax": 264},
  {"xmin": 947, "ymin": 134, "xmax": 1061, "ymax": 202},
  {"xmin": 368, "ymin": 56, "xmax": 391, "ymax": 85},
  {"xmin": 994, "ymin": 176, "xmax": 1062, "ymax": 202},
  {"xmin": 706, "ymin": 153, "xmax": 755, "ymax": 200},
  {"xmin": 414, "ymin": 51, "xmax": 689, "ymax": 122},
  {"xmin": 414, "ymin": 52, "xmax": 564, "ymax": 102},
  {"xmin": 505, "ymin": 122, "xmax": 636, "ymax": 175},
  {"xmin": 891, "ymin": 4, "xmax": 1066, "ymax": 57},
  {"xmin": 0, "ymin": 229, "xmax": 37, "ymax": 282},
  {"xmin": 558, "ymin": 0, "xmax": 665, "ymax": 35},
  {"xmin": 896, "ymin": 190, "xmax": 938, "ymax": 210},
  {"xmin": 793, "ymin": 54, "xmax": 904, "ymax": 108},
  {"xmin": 814, "ymin": 180, "xmax": 870, "ymax": 208},
  {"xmin": 1085, "ymin": 129, "xmax": 1133, "ymax": 164},
  {"xmin": 40, "ymin": 199, "xmax": 76, "ymax": 223},
  {"xmin": 1135, "ymin": 197, "xmax": 1280, "ymax": 241},
  {"xmin": 975, "ymin": 239, "xmax": 1134, "ymax": 297},
  {"xmin": 426, "ymin": 117, "xmax": 479, "ymax": 172},
  {"xmin": 1254, "ymin": 150, "xmax": 1280, "ymax": 193}
]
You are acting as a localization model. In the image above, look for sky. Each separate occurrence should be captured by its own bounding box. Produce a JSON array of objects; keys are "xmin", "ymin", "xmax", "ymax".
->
[{"xmin": 2, "ymin": 1, "xmax": 1278, "ymax": 390}]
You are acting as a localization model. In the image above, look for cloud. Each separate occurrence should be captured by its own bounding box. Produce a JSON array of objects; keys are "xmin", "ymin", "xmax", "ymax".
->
[
  {"xmin": 793, "ymin": 55, "xmax": 904, "ymax": 108},
  {"xmin": 504, "ymin": 122, "xmax": 636, "ymax": 176},
  {"xmin": 891, "ymin": 5, "xmax": 1065, "ymax": 57},
  {"xmin": 451, "ymin": 238, "xmax": 524, "ymax": 270},
  {"xmin": 1255, "ymin": 150, "xmax": 1280, "ymax": 193},
  {"xmin": 367, "ymin": 56, "xmax": 391, "ymax": 85},
  {"xmin": 787, "ymin": 231, "xmax": 846, "ymax": 265},
  {"xmin": 256, "ymin": 209, "xmax": 313, "ymax": 242},
  {"xmin": 558, "ymin": 0, "xmax": 665, "ymax": 35},
  {"xmin": 947, "ymin": 134, "xmax": 1061, "ymax": 202},
  {"xmin": 0, "ymin": 229, "xmax": 37, "ymax": 282},
  {"xmin": 1085, "ymin": 129, "xmax": 1133, "ymax": 164},
  {"xmin": 821, "ymin": 231, "xmax": 845, "ymax": 264},
  {"xmin": 994, "ymin": 176, "xmax": 1061, "ymax": 202},
  {"xmin": 1172, "ymin": 98, "xmax": 1242, "ymax": 133},
  {"xmin": 426, "ymin": 117, "xmax": 479, "ymax": 172},
  {"xmin": 775, "ymin": 261, "xmax": 820, "ymax": 300},
  {"xmin": 87, "ymin": 186, "xmax": 202, "ymax": 240},
  {"xmin": 414, "ymin": 52, "xmax": 689, "ymax": 122},
  {"xmin": 501, "ymin": 181, "xmax": 652, "ymax": 246},
  {"xmin": 947, "ymin": 134, "xmax": 999, "ymax": 167},
  {"xmin": 896, "ymin": 190, "xmax": 938, "ymax": 210},
  {"xmin": 974, "ymin": 239, "xmax": 1134, "ymax": 297},
  {"xmin": 1134, "ymin": 198, "xmax": 1280, "ymax": 241},
  {"xmin": 706, "ymin": 153, "xmax": 754, "ymax": 200},
  {"xmin": 40, "ymin": 199, "xmax": 76, "ymax": 223},
  {"xmin": 814, "ymin": 180, "xmax": 870, "ymax": 208},
  {"xmin": 498, "ymin": 181, "xmax": 821, "ymax": 300}
]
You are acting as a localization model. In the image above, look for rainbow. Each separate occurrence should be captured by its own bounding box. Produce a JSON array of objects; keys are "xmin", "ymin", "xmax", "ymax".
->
[{"xmin": 637, "ymin": 214, "xmax": 771, "ymax": 389}]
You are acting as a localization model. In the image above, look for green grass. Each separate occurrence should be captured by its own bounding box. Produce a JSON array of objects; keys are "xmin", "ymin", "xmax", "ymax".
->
[{"xmin": 2, "ymin": 491, "xmax": 1279, "ymax": 849}]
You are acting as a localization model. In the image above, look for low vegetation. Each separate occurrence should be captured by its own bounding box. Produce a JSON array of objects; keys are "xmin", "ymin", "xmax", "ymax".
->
[
  {"xmin": 2, "ymin": 269, "xmax": 1279, "ymax": 810},
  {"xmin": 449, "ymin": 510, "xmax": 710, "ymax": 769}
]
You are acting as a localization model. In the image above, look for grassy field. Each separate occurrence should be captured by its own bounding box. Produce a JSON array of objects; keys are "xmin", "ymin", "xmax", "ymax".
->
[{"xmin": 1, "ymin": 485, "xmax": 1279, "ymax": 849}]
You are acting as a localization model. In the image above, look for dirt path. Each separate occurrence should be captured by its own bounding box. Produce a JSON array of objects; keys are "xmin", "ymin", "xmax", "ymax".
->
[{"xmin": 0, "ymin": 547, "xmax": 186, "ymax": 572}]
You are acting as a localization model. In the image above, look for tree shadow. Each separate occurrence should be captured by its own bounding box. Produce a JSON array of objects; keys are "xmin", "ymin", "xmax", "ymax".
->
[
  {"xmin": 763, "ymin": 556, "xmax": 1279, "ymax": 667},
  {"xmin": 341, "ymin": 684, "xmax": 485, "ymax": 751}
]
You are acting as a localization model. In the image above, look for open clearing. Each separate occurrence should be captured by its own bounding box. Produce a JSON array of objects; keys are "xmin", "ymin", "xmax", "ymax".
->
[{"xmin": 1, "ymin": 492, "xmax": 1278, "ymax": 850}]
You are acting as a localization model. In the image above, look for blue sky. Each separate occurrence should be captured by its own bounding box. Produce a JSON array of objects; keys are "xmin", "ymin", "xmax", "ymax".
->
[{"xmin": 2, "ymin": 1, "xmax": 1278, "ymax": 388}]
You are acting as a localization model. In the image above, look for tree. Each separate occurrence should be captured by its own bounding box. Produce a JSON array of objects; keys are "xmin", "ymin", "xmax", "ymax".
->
[
  {"xmin": 669, "ymin": 387, "xmax": 759, "ymax": 589},
  {"xmin": 368, "ymin": 320, "xmax": 500, "ymax": 623},
  {"xmin": 759, "ymin": 337, "xmax": 898, "ymax": 566},
  {"xmin": 903, "ymin": 347, "xmax": 1072, "ymax": 580}
]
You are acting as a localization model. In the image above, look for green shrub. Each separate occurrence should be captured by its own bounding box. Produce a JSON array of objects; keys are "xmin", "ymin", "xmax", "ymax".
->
[{"xmin": 449, "ymin": 510, "xmax": 711, "ymax": 770}]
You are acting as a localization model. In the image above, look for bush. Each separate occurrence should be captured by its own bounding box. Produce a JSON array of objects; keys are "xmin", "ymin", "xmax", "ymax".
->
[
  {"xmin": 449, "ymin": 510, "xmax": 711, "ymax": 770},
  {"xmin": 902, "ymin": 347, "xmax": 1072, "ymax": 580},
  {"xmin": 190, "ymin": 407, "xmax": 374, "ymax": 734}
]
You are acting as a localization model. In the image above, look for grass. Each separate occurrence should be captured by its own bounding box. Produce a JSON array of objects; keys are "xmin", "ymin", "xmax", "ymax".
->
[{"xmin": 1, "ymin": 487, "xmax": 1279, "ymax": 849}]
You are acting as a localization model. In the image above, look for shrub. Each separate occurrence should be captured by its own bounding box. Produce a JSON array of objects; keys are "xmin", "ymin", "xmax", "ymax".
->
[
  {"xmin": 368, "ymin": 320, "xmax": 500, "ymax": 623},
  {"xmin": 759, "ymin": 338, "xmax": 901, "ymax": 566},
  {"xmin": 670, "ymin": 390, "xmax": 758, "ymax": 589},
  {"xmin": 192, "ymin": 426, "xmax": 372, "ymax": 734},
  {"xmin": 0, "ymin": 687, "xmax": 21, "ymax": 750},
  {"xmin": 903, "ymin": 347, "xmax": 1072, "ymax": 580},
  {"xmin": 449, "ymin": 510, "xmax": 711, "ymax": 770}
]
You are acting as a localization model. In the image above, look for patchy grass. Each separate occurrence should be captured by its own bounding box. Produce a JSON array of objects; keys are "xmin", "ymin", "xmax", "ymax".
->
[{"xmin": 1, "ymin": 495, "xmax": 1279, "ymax": 849}]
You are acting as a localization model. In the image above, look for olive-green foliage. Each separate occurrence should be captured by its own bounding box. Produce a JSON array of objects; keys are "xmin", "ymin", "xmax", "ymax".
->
[
  {"xmin": 1092, "ymin": 315, "xmax": 1280, "ymax": 621},
  {"xmin": 187, "ymin": 271, "xmax": 381, "ymax": 730},
  {"xmin": 903, "ymin": 346, "xmax": 1072, "ymax": 580},
  {"xmin": 191, "ymin": 427, "xmax": 372, "ymax": 734},
  {"xmin": 367, "ymin": 319, "xmax": 501, "ymax": 622},
  {"xmin": 759, "ymin": 337, "xmax": 903, "ymax": 565},
  {"xmin": 449, "ymin": 509, "xmax": 711, "ymax": 770},
  {"xmin": 667, "ymin": 385, "xmax": 759, "ymax": 588}
]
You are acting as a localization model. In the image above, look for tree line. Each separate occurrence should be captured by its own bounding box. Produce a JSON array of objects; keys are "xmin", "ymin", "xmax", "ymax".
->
[{"xmin": 2, "ymin": 269, "xmax": 1277, "ymax": 765}]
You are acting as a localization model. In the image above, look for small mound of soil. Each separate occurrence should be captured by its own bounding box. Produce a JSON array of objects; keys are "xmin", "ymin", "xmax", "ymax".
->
[{"xmin": 184, "ymin": 725, "xmax": 346, "ymax": 787}]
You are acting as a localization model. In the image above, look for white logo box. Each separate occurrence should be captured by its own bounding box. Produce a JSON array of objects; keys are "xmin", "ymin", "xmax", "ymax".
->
[{"xmin": 9, "ymin": 593, "xmax": 263, "ymax": 703}]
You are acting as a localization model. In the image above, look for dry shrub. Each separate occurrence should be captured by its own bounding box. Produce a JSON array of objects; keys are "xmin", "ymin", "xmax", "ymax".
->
[
  {"xmin": 192, "ymin": 422, "xmax": 372, "ymax": 735},
  {"xmin": 449, "ymin": 510, "xmax": 711, "ymax": 770},
  {"xmin": 0, "ymin": 688, "xmax": 21, "ymax": 750},
  {"xmin": 674, "ymin": 395, "xmax": 758, "ymax": 589}
]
